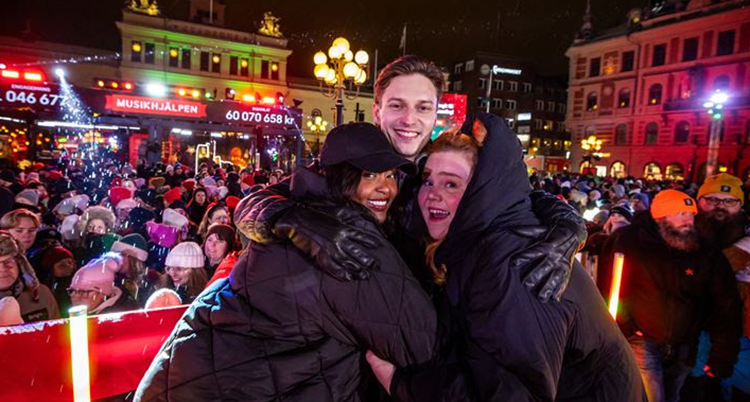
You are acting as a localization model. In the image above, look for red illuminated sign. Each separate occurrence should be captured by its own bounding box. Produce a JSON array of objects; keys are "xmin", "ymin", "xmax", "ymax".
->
[
  {"xmin": 104, "ymin": 94, "xmax": 207, "ymax": 118},
  {"xmin": 432, "ymin": 93, "xmax": 468, "ymax": 139}
]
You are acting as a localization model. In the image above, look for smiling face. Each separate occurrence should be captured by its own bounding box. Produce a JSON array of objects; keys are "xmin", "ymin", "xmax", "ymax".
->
[
  {"xmin": 418, "ymin": 151, "xmax": 474, "ymax": 240},
  {"xmin": 373, "ymin": 74, "xmax": 438, "ymax": 161},
  {"xmin": 204, "ymin": 233, "xmax": 228, "ymax": 262},
  {"xmin": 167, "ymin": 266, "xmax": 189, "ymax": 287},
  {"xmin": 353, "ymin": 169, "xmax": 399, "ymax": 223}
]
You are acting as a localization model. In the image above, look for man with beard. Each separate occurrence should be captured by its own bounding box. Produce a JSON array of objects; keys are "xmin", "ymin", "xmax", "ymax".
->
[
  {"xmin": 695, "ymin": 173, "xmax": 747, "ymax": 249},
  {"xmin": 599, "ymin": 189, "xmax": 741, "ymax": 402}
]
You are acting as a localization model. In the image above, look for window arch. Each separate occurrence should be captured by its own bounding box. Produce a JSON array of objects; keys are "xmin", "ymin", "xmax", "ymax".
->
[
  {"xmin": 611, "ymin": 161, "xmax": 626, "ymax": 178},
  {"xmin": 586, "ymin": 92, "xmax": 598, "ymax": 111},
  {"xmin": 644, "ymin": 162, "xmax": 662, "ymax": 180},
  {"xmin": 617, "ymin": 88, "xmax": 631, "ymax": 108},
  {"xmin": 665, "ymin": 163, "xmax": 684, "ymax": 181},
  {"xmin": 645, "ymin": 122, "xmax": 659, "ymax": 144},
  {"xmin": 648, "ymin": 84, "xmax": 663, "ymax": 105},
  {"xmin": 615, "ymin": 124, "xmax": 628, "ymax": 145},
  {"xmin": 674, "ymin": 121, "xmax": 690, "ymax": 143},
  {"xmin": 713, "ymin": 75, "xmax": 730, "ymax": 91}
]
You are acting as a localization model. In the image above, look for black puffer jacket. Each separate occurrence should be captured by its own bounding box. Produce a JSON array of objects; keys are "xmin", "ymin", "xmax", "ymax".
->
[
  {"xmin": 392, "ymin": 113, "xmax": 645, "ymax": 402},
  {"xmin": 598, "ymin": 212, "xmax": 741, "ymax": 376},
  {"xmin": 135, "ymin": 168, "xmax": 437, "ymax": 402}
]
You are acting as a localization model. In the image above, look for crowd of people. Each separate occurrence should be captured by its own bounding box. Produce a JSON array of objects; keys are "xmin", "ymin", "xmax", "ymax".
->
[
  {"xmin": 0, "ymin": 156, "xmax": 284, "ymax": 325},
  {"xmin": 2, "ymin": 54, "xmax": 749, "ymax": 402}
]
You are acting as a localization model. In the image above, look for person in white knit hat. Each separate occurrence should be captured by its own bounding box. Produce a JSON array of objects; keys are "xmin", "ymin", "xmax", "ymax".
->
[
  {"xmin": 68, "ymin": 253, "xmax": 139, "ymax": 315},
  {"xmin": 163, "ymin": 242, "xmax": 206, "ymax": 303}
]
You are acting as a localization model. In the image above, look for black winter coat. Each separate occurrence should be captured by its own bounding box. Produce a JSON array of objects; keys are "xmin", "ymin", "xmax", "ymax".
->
[
  {"xmin": 392, "ymin": 113, "xmax": 645, "ymax": 402},
  {"xmin": 598, "ymin": 212, "xmax": 742, "ymax": 376},
  {"xmin": 135, "ymin": 169, "xmax": 437, "ymax": 402}
]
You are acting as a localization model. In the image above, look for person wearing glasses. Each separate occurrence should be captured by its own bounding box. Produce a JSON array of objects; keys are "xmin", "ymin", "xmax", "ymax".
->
[
  {"xmin": 0, "ymin": 232, "xmax": 59, "ymax": 322},
  {"xmin": 695, "ymin": 173, "xmax": 747, "ymax": 250},
  {"xmin": 68, "ymin": 253, "xmax": 139, "ymax": 315}
]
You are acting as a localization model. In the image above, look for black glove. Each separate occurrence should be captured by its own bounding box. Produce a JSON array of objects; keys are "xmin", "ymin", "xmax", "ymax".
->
[
  {"xmin": 510, "ymin": 220, "xmax": 586, "ymax": 303},
  {"xmin": 273, "ymin": 206, "xmax": 381, "ymax": 281}
]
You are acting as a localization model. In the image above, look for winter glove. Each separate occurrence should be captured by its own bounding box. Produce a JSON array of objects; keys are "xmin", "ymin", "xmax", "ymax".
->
[{"xmin": 272, "ymin": 206, "xmax": 381, "ymax": 281}]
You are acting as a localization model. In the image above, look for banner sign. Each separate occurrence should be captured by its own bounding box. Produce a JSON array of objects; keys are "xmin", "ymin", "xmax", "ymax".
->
[
  {"xmin": 104, "ymin": 94, "xmax": 207, "ymax": 118},
  {"xmin": 0, "ymin": 305, "xmax": 187, "ymax": 402},
  {"xmin": 0, "ymin": 82, "xmax": 64, "ymax": 112}
]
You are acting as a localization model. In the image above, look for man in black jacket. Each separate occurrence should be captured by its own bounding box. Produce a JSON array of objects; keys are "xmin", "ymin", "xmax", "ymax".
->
[{"xmin": 600, "ymin": 189, "xmax": 741, "ymax": 402}]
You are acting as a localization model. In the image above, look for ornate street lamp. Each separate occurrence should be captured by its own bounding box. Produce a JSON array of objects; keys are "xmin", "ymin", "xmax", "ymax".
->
[
  {"xmin": 580, "ymin": 135, "xmax": 603, "ymax": 174},
  {"xmin": 703, "ymin": 90, "xmax": 728, "ymax": 177},
  {"xmin": 313, "ymin": 37, "xmax": 369, "ymax": 126}
]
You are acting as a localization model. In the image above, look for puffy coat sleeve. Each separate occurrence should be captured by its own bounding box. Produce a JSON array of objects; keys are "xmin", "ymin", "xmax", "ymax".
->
[
  {"xmin": 706, "ymin": 253, "xmax": 742, "ymax": 377},
  {"xmin": 234, "ymin": 182, "xmax": 294, "ymax": 244},
  {"xmin": 319, "ymin": 240, "xmax": 437, "ymax": 368}
]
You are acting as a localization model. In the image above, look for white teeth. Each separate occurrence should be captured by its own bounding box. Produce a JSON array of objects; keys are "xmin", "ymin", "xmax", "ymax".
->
[
  {"xmin": 368, "ymin": 200, "xmax": 387, "ymax": 207},
  {"xmin": 396, "ymin": 130, "xmax": 418, "ymax": 138},
  {"xmin": 429, "ymin": 208, "xmax": 449, "ymax": 216}
]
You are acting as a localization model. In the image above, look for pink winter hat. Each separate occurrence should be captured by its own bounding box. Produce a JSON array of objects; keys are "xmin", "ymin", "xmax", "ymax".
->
[
  {"xmin": 146, "ymin": 221, "xmax": 178, "ymax": 248},
  {"xmin": 70, "ymin": 255, "xmax": 121, "ymax": 297}
]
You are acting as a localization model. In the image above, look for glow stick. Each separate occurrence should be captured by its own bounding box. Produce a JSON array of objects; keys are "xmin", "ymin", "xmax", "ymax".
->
[
  {"xmin": 69, "ymin": 306, "xmax": 91, "ymax": 402},
  {"xmin": 608, "ymin": 253, "xmax": 625, "ymax": 320}
]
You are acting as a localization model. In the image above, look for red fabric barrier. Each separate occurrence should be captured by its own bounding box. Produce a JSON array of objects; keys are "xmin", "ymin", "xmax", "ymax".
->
[{"xmin": 0, "ymin": 305, "xmax": 187, "ymax": 402}]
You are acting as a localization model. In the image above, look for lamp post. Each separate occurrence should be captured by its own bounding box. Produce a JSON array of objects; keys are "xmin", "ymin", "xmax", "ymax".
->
[
  {"xmin": 306, "ymin": 114, "xmax": 329, "ymax": 156},
  {"xmin": 580, "ymin": 135, "xmax": 602, "ymax": 175},
  {"xmin": 703, "ymin": 90, "xmax": 728, "ymax": 178},
  {"xmin": 313, "ymin": 38, "xmax": 369, "ymax": 126}
]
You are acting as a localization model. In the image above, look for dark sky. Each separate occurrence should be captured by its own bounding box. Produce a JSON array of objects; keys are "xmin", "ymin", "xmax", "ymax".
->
[{"xmin": 0, "ymin": 0, "xmax": 648, "ymax": 78}]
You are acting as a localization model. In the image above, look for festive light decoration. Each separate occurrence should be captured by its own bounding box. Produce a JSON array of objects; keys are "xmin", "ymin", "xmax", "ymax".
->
[
  {"xmin": 314, "ymin": 37, "xmax": 368, "ymax": 126},
  {"xmin": 608, "ymin": 253, "xmax": 625, "ymax": 320}
]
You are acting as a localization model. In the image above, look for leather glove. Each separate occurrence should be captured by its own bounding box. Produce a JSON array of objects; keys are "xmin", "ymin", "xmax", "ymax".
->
[
  {"xmin": 273, "ymin": 206, "xmax": 381, "ymax": 281},
  {"xmin": 510, "ymin": 220, "xmax": 587, "ymax": 302}
]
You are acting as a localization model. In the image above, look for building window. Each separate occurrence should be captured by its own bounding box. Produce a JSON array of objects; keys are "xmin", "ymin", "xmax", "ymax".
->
[
  {"xmin": 477, "ymin": 97, "xmax": 488, "ymax": 108},
  {"xmin": 586, "ymin": 92, "xmax": 598, "ymax": 111},
  {"xmin": 717, "ymin": 30, "xmax": 736, "ymax": 56},
  {"xmin": 665, "ymin": 163, "xmax": 684, "ymax": 181},
  {"xmin": 648, "ymin": 84, "xmax": 663, "ymax": 105},
  {"xmin": 534, "ymin": 119, "xmax": 543, "ymax": 129},
  {"xmin": 211, "ymin": 54, "xmax": 221, "ymax": 73},
  {"xmin": 522, "ymin": 83, "xmax": 532, "ymax": 93},
  {"xmin": 536, "ymin": 100, "xmax": 544, "ymax": 111},
  {"xmin": 615, "ymin": 124, "xmax": 628, "ymax": 145},
  {"xmin": 618, "ymin": 88, "xmax": 631, "ymax": 108},
  {"xmin": 131, "ymin": 41, "xmax": 142, "ymax": 62},
  {"xmin": 506, "ymin": 99, "xmax": 517, "ymax": 110},
  {"xmin": 240, "ymin": 58, "xmax": 249, "ymax": 76},
  {"xmin": 169, "ymin": 47, "xmax": 179, "ymax": 67},
  {"xmin": 507, "ymin": 119, "xmax": 515, "ymax": 129},
  {"xmin": 493, "ymin": 80, "xmax": 503, "ymax": 90},
  {"xmin": 230, "ymin": 56, "xmax": 238, "ymax": 75},
  {"xmin": 181, "ymin": 49, "xmax": 191, "ymax": 69},
  {"xmin": 644, "ymin": 162, "xmax": 662, "ymax": 180},
  {"xmin": 652, "ymin": 44, "xmax": 666, "ymax": 67},
  {"xmin": 621, "ymin": 51, "xmax": 635, "ymax": 72},
  {"xmin": 200, "ymin": 52, "xmax": 210, "ymax": 71},
  {"xmin": 674, "ymin": 121, "xmax": 690, "ymax": 143},
  {"xmin": 465, "ymin": 60, "xmax": 475, "ymax": 72},
  {"xmin": 645, "ymin": 122, "xmax": 659, "ymax": 144},
  {"xmin": 261, "ymin": 60, "xmax": 270, "ymax": 78},
  {"xmin": 492, "ymin": 98, "xmax": 503, "ymax": 109},
  {"xmin": 508, "ymin": 81, "xmax": 518, "ymax": 92},
  {"xmin": 271, "ymin": 62, "xmax": 279, "ymax": 80},
  {"xmin": 453, "ymin": 80, "xmax": 462, "ymax": 91},
  {"xmin": 144, "ymin": 43, "xmax": 155, "ymax": 64},
  {"xmin": 683, "ymin": 37, "xmax": 698, "ymax": 62},
  {"xmin": 547, "ymin": 101, "xmax": 555, "ymax": 112},
  {"xmin": 479, "ymin": 78, "xmax": 486, "ymax": 89},
  {"xmin": 544, "ymin": 120, "xmax": 554, "ymax": 131},
  {"xmin": 713, "ymin": 75, "xmax": 730, "ymax": 91},
  {"xmin": 611, "ymin": 161, "xmax": 626, "ymax": 178},
  {"xmin": 590, "ymin": 57, "xmax": 601, "ymax": 77},
  {"xmin": 454, "ymin": 63, "xmax": 463, "ymax": 74},
  {"xmin": 557, "ymin": 103, "xmax": 566, "ymax": 114}
]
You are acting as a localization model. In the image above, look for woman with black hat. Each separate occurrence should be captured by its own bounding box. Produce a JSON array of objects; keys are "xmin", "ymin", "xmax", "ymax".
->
[{"xmin": 136, "ymin": 123, "xmax": 436, "ymax": 402}]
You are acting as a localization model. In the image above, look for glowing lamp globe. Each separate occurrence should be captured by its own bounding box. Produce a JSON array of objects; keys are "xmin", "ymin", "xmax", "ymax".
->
[
  {"xmin": 328, "ymin": 46, "xmax": 343, "ymax": 60},
  {"xmin": 343, "ymin": 62, "xmax": 359, "ymax": 79},
  {"xmin": 325, "ymin": 69, "xmax": 337, "ymax": 84},
  {"xmin": 314, "ymin": 64, "xmax": 330, "ymax": 80},
  {"xmin": 354, "ymin": 50, "xmax": 369, "ymax": 65},
  {"xmin": 354, "ymin": 69, "xmax": 367, "ymax": 85},
  {"xmin": 710, "ymin": 91, "xmax": 728, "ymax": 104},
  {"xmin": 314, "ymin": 51, "xmax": 327, "ymax": 65},
  {"xmin": 344, "ymin": 50, "xmax": 354, "ymax": 62},
  {"xmin": 332, "ymin": 37, "xmax": 350, "ymax": 54}
]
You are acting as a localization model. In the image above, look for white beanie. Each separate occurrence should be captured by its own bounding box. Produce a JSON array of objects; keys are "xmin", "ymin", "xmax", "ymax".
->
[
  {"xmin": 162, "ymin": 208, "xmax": 189, "ymax": 230},
  {"xmin": 165, "ymin": 242, "xmax": 204, "ymax": 268},
  {"xmin": 0, "ymin": 296, "xmax": 23, "ymax": 326},
  {"xmin": 218, "ymin": 186, "xmax": 229, "ymax": 200},
  {"xmin": 201, "ymin": 177, "xmax": 217, "ymax": 187},
  {"xmin": 116, "ymin": 198, "xmax": 138, "ymax": 211},
  {"xmin": 60, "ymin": 214, "xmax": 81, "ymax": 241}
]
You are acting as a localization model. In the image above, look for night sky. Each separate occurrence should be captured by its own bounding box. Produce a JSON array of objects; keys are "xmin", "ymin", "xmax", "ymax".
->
[{"xmin": 0, "ymin": 0, "xmax": 648, "ymax": 78}]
